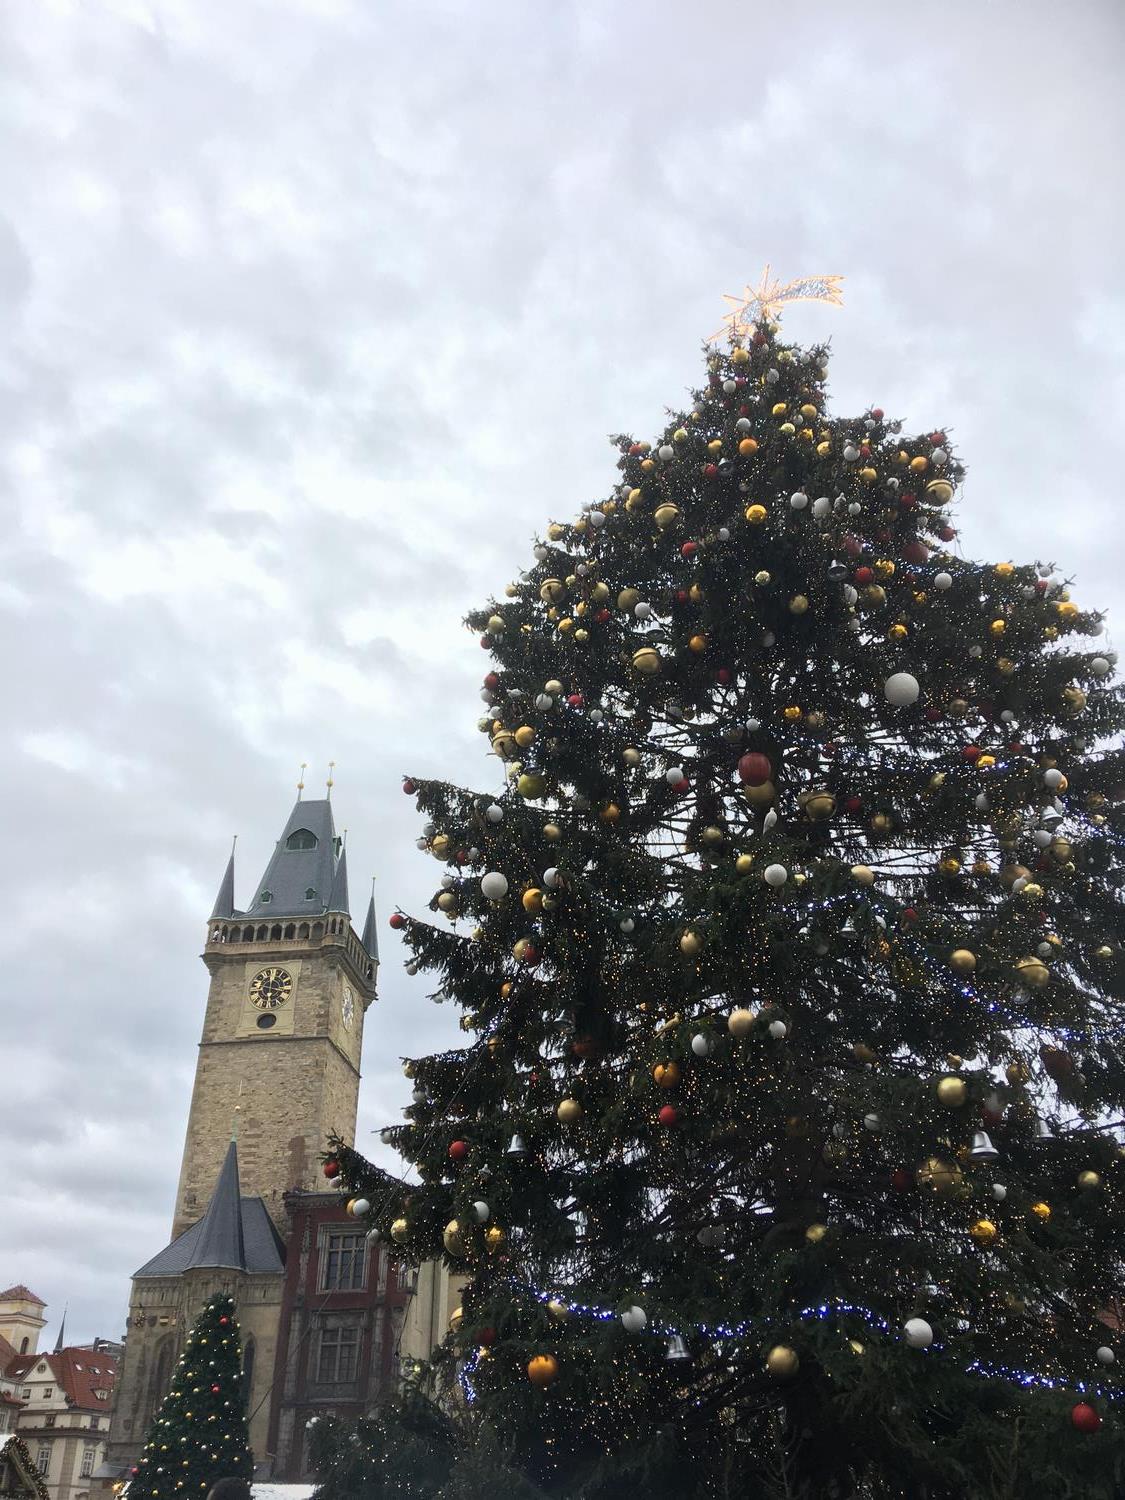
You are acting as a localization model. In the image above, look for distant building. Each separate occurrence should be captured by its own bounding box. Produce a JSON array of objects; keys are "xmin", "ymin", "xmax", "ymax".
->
[
  {"xmin": 92, "ymin": 792, "xmax": 454, "ymax": 1491},
  {"xmin": 0, "ymin": 1286, "xmax": 118, "ymax": 1500}
]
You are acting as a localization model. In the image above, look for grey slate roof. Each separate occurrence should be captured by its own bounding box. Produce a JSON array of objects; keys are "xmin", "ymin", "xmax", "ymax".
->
[
  {"xmin": 133, "ymin": 1142, "xmax": 285, "ymax": 1278},
  {"xmin": 328, "ymin": 847, "xmax": 350, "ymax": 916},
  {"xmin": 245, "ymin": 798, "xmax": 345, "ymax": 919},
  {"xmin": 210, "ymin": 851, "xmax": 237, "ymax": 920}
]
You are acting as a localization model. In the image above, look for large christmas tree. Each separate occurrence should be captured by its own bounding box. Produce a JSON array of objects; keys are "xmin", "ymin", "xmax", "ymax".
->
[
  {"xmin": 328, "ymin": 314, "xmax": 1124, "ymax": 1498},
  {"xmin": 127, "ymin": 1294, "xmax": 253, "ymax": 1500}
]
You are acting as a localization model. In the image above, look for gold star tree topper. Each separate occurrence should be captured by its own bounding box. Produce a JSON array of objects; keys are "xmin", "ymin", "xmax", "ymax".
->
[{"xmin": 710, "ymin": 265, "xmax": 844, "ymax": 342}]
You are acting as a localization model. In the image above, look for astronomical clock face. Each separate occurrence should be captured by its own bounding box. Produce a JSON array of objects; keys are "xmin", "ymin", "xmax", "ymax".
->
[
  {"xmin": 249, "ymin": 967, "xmax": 293, "ymax": 1010},
  {"xmin": 341, "ymin": 984, "xmax": 355, "ymax": 1031}
]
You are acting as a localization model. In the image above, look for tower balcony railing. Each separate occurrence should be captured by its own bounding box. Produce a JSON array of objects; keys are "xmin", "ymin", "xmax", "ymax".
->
[{"xmin": 205, "ymin": 917, "xmax": 375, "ymax": 985}]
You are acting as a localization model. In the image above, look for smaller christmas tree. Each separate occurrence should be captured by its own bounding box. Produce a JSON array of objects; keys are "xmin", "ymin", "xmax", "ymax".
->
[{"xmin": 127, "ymin": 1294, "xmax": 254, "ymax": 1500}]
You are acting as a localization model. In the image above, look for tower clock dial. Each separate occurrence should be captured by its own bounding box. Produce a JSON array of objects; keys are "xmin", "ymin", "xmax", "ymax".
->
[
  {"xmin": 341, "ymin": 984, "xmax": 355, "ymax": 1031},
  {"xmin": 249, "ymin": 967, "xmax": 293, "ymax": 1010}
]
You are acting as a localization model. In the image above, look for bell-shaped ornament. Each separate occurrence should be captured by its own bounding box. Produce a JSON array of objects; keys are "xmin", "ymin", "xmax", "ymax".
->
[
  {"xmin": 1033, "ymin": 1117, "xmax": 1054, "ymax": 1142},
  {"xmin": 665, "ymin": 1334, "xmax": 691, "ymax": 1361},
  {"xmin": 968, "ymin": 1130, "xmax": 1000, "ymax": 1162},
  {"xmin": 506, "ymin": 1133, "xmax": 528, "ymax": 1157}
]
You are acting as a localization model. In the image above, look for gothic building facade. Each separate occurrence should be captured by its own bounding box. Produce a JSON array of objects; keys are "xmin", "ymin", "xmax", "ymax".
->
[{"xmin": 93, "ymin": 793, "xmax": 435, "ymax": 1488}]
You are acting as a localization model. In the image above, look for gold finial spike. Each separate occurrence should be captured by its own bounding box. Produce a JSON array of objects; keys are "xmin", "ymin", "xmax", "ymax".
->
[
  {"xmin": 297, "ymin": 761, "xmax": 308, "ymax": 800},
  {"xmin": 342, "ymin": 827, "xmax": 348, "ymax": 848},
  {"xmin": 708, "ymin": 265, "xmax": 844, "ymax": 343},
  {"xmin": 327, "ymin": 760, "xmax": 335, "ymax": 799}
]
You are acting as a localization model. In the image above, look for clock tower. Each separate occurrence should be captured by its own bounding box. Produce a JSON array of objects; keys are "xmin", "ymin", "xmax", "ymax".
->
[{"xmin": 172, "ymin": 795, "xmax": 379, "ymax": 1239}]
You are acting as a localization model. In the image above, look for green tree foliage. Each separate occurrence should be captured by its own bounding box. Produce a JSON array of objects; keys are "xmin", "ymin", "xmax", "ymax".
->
[
  {"xmin": 127, "ymin": 1295, "xmax": 253, "ymax": 1500},
  {"xmin": 327, "ymin": 324, "xmax": 1124, "ymax": 1498}
]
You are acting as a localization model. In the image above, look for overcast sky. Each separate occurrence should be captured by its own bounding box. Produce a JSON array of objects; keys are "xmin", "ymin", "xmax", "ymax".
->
[{"xmin": 1, "ymin": 0, "xmax": 1122, "ymax": 1346}]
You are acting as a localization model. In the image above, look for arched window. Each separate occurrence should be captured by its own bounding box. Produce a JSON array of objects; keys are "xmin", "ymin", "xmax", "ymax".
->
[
  {"xmin": 284, "ymin": 923, "xmax": 296, "ymax": 939},
  {"xmin": 149, "ymin": 1338, "xmax": 176, "ymax": 1417},
  {"xmin": 312, "ymin": 922, "xmax": 324, "ymax": 939},
  {"xmin": 298, "ymin": 923, "xmax": 310, "ymax": 939},
  {"xmin": 286, "ymin": 828, "xmax": 318, "ymax": 851},
  {"xmin": 270, "ymin": 924, "xmax": 282, "ymax": 941},
  {"xmin": 241, "ymin": 1338, "xmax": 255, "ymax": 1406},
  {"xmin": 256, "ymin": 925, "xmax": 268, "ymax": 941},
  {"xmin": 243, "ymin": 926, "xmax": 255, "ymax": 942},
  {"xmin": 304, "ymin": 888, "xmax": 317, "ymax": 901},
  {"xmin": 19, "ymin": 1337, "xmax": 28, "ymax": 1353}
]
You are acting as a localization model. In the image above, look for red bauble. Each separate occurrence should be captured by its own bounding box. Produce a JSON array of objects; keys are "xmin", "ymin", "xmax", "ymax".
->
[
  {"xmin": 702, "ymin": 463, "xmax": 718, "ymax": 479},
  {"xmin": 323, "ymin": 1160, "xmax": 340, "ymax": 1179},
  {"xmin": 891, "ymin": 1168, "xmax": 912, "ymax": 1193},
  {"xmin": 389, "ymin": 913, "xmax": 406, "ymax": 930},
  {"xmin": 131, "ymin": 1469, "xmax": 139, "ymax": 1478},
  {"xmin": 676, "ymin": 589, "xmax": 689, "ymax": 604},
  {"xmin": 716, "ymin": 667, "xmax": 732, "ymax": 685},
  {"xmin": 929, "ymin": 431, "xmax": 946, "ymax": 445},
  {"xmin": 484, "ymin": 672, "xmax": 500, "ymax": 690},
  {"xmin": 962, "ymin": 744, "xmax": 981, "ymax": 762},
  {"xmin": 520, "ymin": 943, "xmax": 539, "ymax": 963},
  {"xmin": 924, "ymin": 707, "xmax": 941, "ymax": 723},
  {"xmin": 658, "ymin": 1105, "xmax": 678, "ymax": 1127},
  {"xmin": 899, "ymin": 491, "xmax": 918, "ymax": 510},
  {"xmin": 673, "ymin": 778, "xmax": 690, "ymax": 795},
  {"xmin": 859, "ymin": 443, "xmax": 871, "ymax": 459},
  {"xmin": 211, "ymin": 1384, "xmax": 221, "ymax": 1393},
  {"xmin": 739, "ymin": 403, "xmax": 751, "ymax": 415},
  {"xmin": 854, "ymin": 566, "xmax": 874, "ymax": 586},
  {"xmin": 1071, "ymin": 1402, "xmax": 1100, "ymax": 1434},
  {"xmin": 871, "ymin": 407, "xmax": 884, "ymax": 420},
  {"xmin": 219, "ymin": 1315, "xmax": 229, "ymax": 1325},
  {"xmin": 595, "ymin": 608, "xmax": 610, "ymax": 623},
  {"xmin": 901, "ymin": 907, "xmax": 918, "ymax": 924},
  {"xmin": 681, "ymin": 542, "xmax": 698, "ymax": 558},
  {"xmin": 902, "ymin": 539, "xmax": 930, "ymax": 566},
  {"xmin": 738, "ymin": 752, "xmax": 772, "ymax": 786},
  {"xmin": 628, "ymin": 442, "xmax": 642, "ymax": 456},
  {"xmin": 567, "ymin": 693, "xmax": 584, "ymax": 709},
  {"xmin": 843, "ymin": 534, "xmax": 863, "ymax": 557},
  {"xmin": 449, "ymin": 1140, "xmax": 469, "ymax": 1161},
  {"xmin": 402, "ymin": 778, "xmax": 416, "ymax": 795},
  {"xmin": 1035, "ymin": 578, "xmax": 1048, "ymax": 594},
  {"xmin": 936, "ymin": 523, "xmax": 956, "ymax": 542},
  {"xmin": 844, "ymin": 796, "xmax": 862, "ymax": 815},
  {"xmin": 1008, "ymin": 741, "xmax": 1024, "ymax": 755},
  {"xmin": 478, "ymin": 1327, "xmax": 497, "ymax": 1346}
]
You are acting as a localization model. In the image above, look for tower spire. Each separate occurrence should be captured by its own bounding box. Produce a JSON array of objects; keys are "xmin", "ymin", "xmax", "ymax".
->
[
  {"xmin": 209, "ymin": 837, "xmax": 237, "ymax": 921},
  {"xmin": 53, "ymin": 1306, "xmax": 67, "ymax": 1353},
  {"xmin": 361, "ymin": 876, "xmax": 379, "ymax": 963}
]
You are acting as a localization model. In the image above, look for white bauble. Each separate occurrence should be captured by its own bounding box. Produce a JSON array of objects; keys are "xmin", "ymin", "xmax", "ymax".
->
[
  {"xmin": 1091, "ymin": 656, "xmax": 1110, "ymax": 677},
  {"xmin": 619, "ymin": 916, "xmax": 635, "ymax": 934},
  {"xmin": 975, "ymin": 793, "xmax": 990, "ymax": 812},
  {"xmin": 848, "ymin": 501, "xmax": 862, "ymax": 516},
  {"xmin": 843, "ymin": 444, "xmax": 860, "ymax": 462},
  {"xmin": 1096, "ymin": 1346, "xmax": 1115, "ymax": 1366},
  {"xmin": 863, "ymin": 1113, "xmax": 882, "ymax": 1132},
  {"xmin": 884, "ymin": 672, "xmax": 921, "ymax": 707},
  {"xmin": 588, "ymin": 510, "xmax": 606, "ymax": 529},
  {"xmin": 843, "ymin": 585, "xmax": 858, "ymax": 606},
  {"xmin": 717, "ymin": 527, "xmax": 730, "ymax": 541},
  {"xmin": 658, "ymin": 444, "xmax": 674, "ymax": 462},
  {"xmin": 351, "ymin": 1198, "xmax": 370, "ymax": 1216},
  {"xmin": 691, "ymin": 1033, "xmax": 711, "ymax": 1058},
  {"xmin": 620, "ymin": 1305, "xmax": 647, "ymax": 1334},
  {"xmin": 666, "ymin": 766, "xmax": 685, "ymax": 784},
  {"xmin": 735, "ymin": 416, "xmax": 752, "ymax": 432},
  {"xmin": 934, "ymin": 572, "xmax": 953, "ymax": 591},
  {"xmin": 722, "ymin": 379, "xmax": 737, "ymax": 394},
  {"xmin": 763, "ymin": 809, "xmax": 778, "ymax": 831},
  {"xmin": 535, "ymin": 693, "xmax": 554, "ymax": 710},
  {"xmin": 1000, "ymin": 709, "xmax": 1015, "ymax": 723},
  {"xmin": 969, "ymin": 645, "xmax": 982, "ymax": 658},
  {"xmin": 440, "ymin": 873, "xmax": 454, "ymax": 889},
  {"xmin": 533, "ymin": 544, "xmax": 549, "ymax": 561},
  {"xmin": 992, "ymin": 1183, "xmax": 1007, "ymax": 1201},
  {"xmin": 903, "ymin": 1318, "xmax": 934, "ymax": 1349},
  {"xmin": 745, "ymin": 718, "xmax": 761, "ymax": 732},
  {"xmin": 812, "ymin": 495, "xmax": 832, "ymax": 519},
  {"xmin": 635, "ymin": 601, "xmax": 652, "ymax": 619},
  {"xmin": 480, "ymin": 871, "xmax": 509, "ymax": 901},
  {"xmin": 763, "ymin": 864, "xmax": 788, "ymax": 887},
  {"xmin": 486, "ymin": 803, "xmax": 504, "ymax": 824},
  {"xmin": 543, "ymin": 867, "xmax": 561, "ymax": 889},
  {"xmin": 768, "ymin": 1020, "xmax": 788, "ymax": 1039},
  {"xmin": 472, "ymin": 1201, "xmax": 490, "ymax": 1222},
  {"xmin": 1033, "ymin": 829, "xmax": 1052, "ymax": 849},
  {"xmin": 589, "ymin": 709, "xmax": 604, "ymax": 724},
  {"xmin": 790, "ymin": 491, "xmax": 808, "ymax": 510},
  {"xmin": 1043, "ymin": 768, "xmax": 1064, "ymax": 789},
  {"xmin": 931, "ymin": 447, "xmax": 948, "ymax": 465}
]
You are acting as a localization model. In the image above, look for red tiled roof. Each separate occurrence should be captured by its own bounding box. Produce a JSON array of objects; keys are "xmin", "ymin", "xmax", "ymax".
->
[
  {"xmin": 0, "ymin": 1349, "xmax": 117, "ymax": 1410},
  {"xmin": 0, "ymin": 1286, "xmax": 46, "ymax": 1307},
  {"xmin": 1, "ymin": 1392, "xmax": 24, "ymax": 1408},
  {"xmin": 0, "ymin": 1332, "xmax": 16, "ymax": 1370}
]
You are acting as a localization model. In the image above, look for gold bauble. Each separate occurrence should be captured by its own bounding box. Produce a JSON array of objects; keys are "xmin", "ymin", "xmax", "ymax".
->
[
  {"xmin": 431, "ymin": 833, "xmax": 451, "ymax": 856},
  {"xmin": 994, "ymin": 561, "xmax": 1014, "ymax": 577},
  {"xmin": 742, "ymin": 780, "xmax": 776, "ymax": 805},
  {"xmin": 730, "ymin": 347, "xmax": 750, "ymax": 366},
  {"xmin": 728, "ymin": 1007, "xmax": 756, "ymax": 1038},
  {"xmin": 688, "ymin": 633, "xmax": 708, "ymax": 653},
  {"xmin": 738, "ymin": 436, "xmax": 759, "ymax": 456},
  {"xmin": 701, "ymin": 824, "xmax": 725, "ymax": 846},
  {"xmin": 765, "ymin": 1345, "xmax": 799, "ymax": 1379},
  {"xmin": 989, "ymin": 619, "xmax": 1006, "ymax": 636},
  {"xmin": 851, "ymin": 865, "xmax": 875, "ymax": 885},
  {"xmin": 600, "ymin": 802, "xmax": 621, "ymax": 823},
  {"xmin": 805, "ymin": 1223, "xmax": 827, "ymax": 1243},
  {"xmin": 680, "ymin": 931, "xmax": 702, "ymax": 956},
  {"xmin": 654, "ymin": 503, "xmax": 681, "ymax": 529},
  {"xmin": 970, "ymin": 1218, "xmax": 998, "ymax": 1246},
  {"xmin": 527, "ymin": 1354, "xmax": 559, "ymax": 1388},
  {"xmin": 574, "ymin": 628, "xmax": 589, "ymax": 643},
  {"xmin": 543, "ymin": 823, "xmax": 561, "ymax": 841},
  {"xmin": 803, "ymin": 791, "xmax": 836, "ymax": 821},
  {"xmin": 546, "ymin": 1298, "xmax": 569, "ymax": 1321},
  {"xmin": 1015, "ymin": 956, "xmax": 1050, "ymax": 989},
  {"xmin": 390, "ymin": 1218, "xmax": 409, "ymax": 1244},
  {"xmin": 1049, "ymin": 838, "xmax": 1072, "ymax": 862},
  {"xmin": 735, "ymin": 854, "xmax": 754, "ymax": 874},
  {"xmin": 848, "ymin": 1340, "xmax": 865, "ymax": 1356},
  {"xmin": 1077, "ymin": 1170, "xmax": 1102, "ymax": 1190},
  {"xmin": 771, "ymin": 401, "xmax": 788, "ymax": 416},
  {"xmin": 632, "ymin": 646, "xmax": 661, "ymax": 675},
  {"xmin": 653, "ymin": 1062, "xmax": 681, "ymax": 1088},
  {"xmin": 522, "ymin": 887, "xmax": 544, "ymax": 914},
  {"xmin": 871, "ymin": 813, "xmax": 893, "ymax": 834},
  {"xmin": 485, "ymin": 1226, "xmax": 506, "ymax": 1251},
  {"xmin": 909, "ymin": 455, "xmax": 928, "ymax": 472},
  {"xmin": 754, "ymin": 569, "xmax": 771, "ymax": 585},
  {"xmin": 625, "ymin": 490, "xmax": 643, "ymax": 512},
  {"xmin": 558, "ymin": 617, "xmax": 574, "ymax": 634},
  {"xmin": 1096, "ymin": 944, "xmax": 1114, "ymax": 959},
  {"xmin": 1005, "ymin": 1061, "xmax": 1030, "ymax": 1086},
  {"xmin": 707, "ymin": 438, "xmax": 722, "ymax": 455},
  {"xmin": 852, "ymin": 1042, "xmax": 879, "ymax": 1065},
  {"xmin": 939, "ymin": 856, "xmax": 961, "ymax": 876},
  {"xmin": 539, "ymin": 578, "xmax": 565, "ymax": 604},
  {"xmin": 789, "ymin": 594, "xmax": 809, "ymax": 615},
  {"xmin": 936, "ymin": 1075, "xmax": 968, "ymax": 1107},
  {"xmin": 449, "ymin": 1306, "xmax": 464, "ymax": 1332},
  {"xmin": 517, "ymin": 772, "xmax": 546, "ymax": 799},
  {"xmin": 640, "ymin": 458, "xmax": 655, "ymax": 473},
  {"xmin": 1056, "ymin": 600, "xmax": 1078, "ymax": 620},
  {"xmin": 926, "ymin": 478, "xmax": 954, "ymax": 503},
  {"xmin": 783, "ymin": 705, "xmax": 802, "ymax": 722},
  {"xmin": 859, "ymin": 466, "xmax": 877, "ymax": 483},
  {"xmin": 1030, "ymin": 1201, "xmax": 1051, "ymax": 1221},
  {"xmin": 863, "ymin": 584, "xmax": 887, "ymax": 605},
  {"xmin": 917, "ymin": 1157, "xmax": 963, "ymax": 1196},
  {"xmin": 443, "ymin": 1219, "xmax": 466, "ymax": 1255},
  {"xmin": 816, "ymin": 440, "xmax": 830, "ymax": 456},
  {"xmin": 618, "ymin": 587, "xmax": 640, "ymax": 611},
  {"xmin": 1021, "ymin": 882, "xmax": 1043, "ymax": 899},
  {"xmin": 689, "ymin": 582, "xmax": 704, "ymax": 603},
  {"xmin": 799, "ymin": 403, "xmax": 818, "ymax": 419},
  {"xmin": 779, "ymin": 421, "xmax": 796, "ymax": 435},
  {"xmin": 487, "ymin": 614, "xmax": 504, "ymax": 632},
  {"xmin": 745, "ymin": 503, "xmax": 768, "ymax": 525},
  {"xmin": 437, "ymin": 891, "xmax": 458, "ymax": 912},
  {"xmin": 515, "ymin": 725, "xmax": 536, "ymax": 748},
  {"xmin": 949, "ymin": 949, "xmax": 977, "ymax": 974},
  {"xmin": 888, "ymin": 623, "xmax": 908, "ymax": 642},
  {"xmin": 999, "ymin": 863, "xmax": 1030, "ymax": 888},
  {"xmin": 623, "ymin": 746, "xmax": 642, "ymax": 767},
  {"xmin": 557, "ymin": 1098, "xmax": 583, "ymax": 1124}
]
